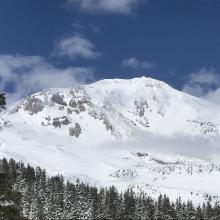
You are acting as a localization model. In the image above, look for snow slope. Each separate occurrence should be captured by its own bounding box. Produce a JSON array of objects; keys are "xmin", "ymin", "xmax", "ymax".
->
[{"xmin": 1, "ymin": 76, "xmax": 220, "ymax": 204}]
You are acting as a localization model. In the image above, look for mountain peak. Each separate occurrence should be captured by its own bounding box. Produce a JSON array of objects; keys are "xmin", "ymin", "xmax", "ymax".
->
[
  {"xmin": 88, "ymin": 76, "xmax": 167, "ymax": 89},
  {"xmin": 1, "ymin": 76, "xmax": 220, "ymax": 204},
  {"xmin": 6, "ymin": 75, "xmax": 220, "ymax": 139}
]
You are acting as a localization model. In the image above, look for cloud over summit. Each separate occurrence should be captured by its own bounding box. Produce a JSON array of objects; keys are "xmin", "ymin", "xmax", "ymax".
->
[
  {"xmin": 183, "ymin": 68, "xmax": 220, "ymax": 104},
  {"xmin": 0, "ymin": 55, "xmax": 94, "ymax": 104}
]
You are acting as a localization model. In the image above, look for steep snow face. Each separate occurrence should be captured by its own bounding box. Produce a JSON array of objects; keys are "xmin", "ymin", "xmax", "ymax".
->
[
  {"xmin": 1, "ymin": 76, "xmax": 220, "ymax": 203},
  {"xmin": 85, "ymin": 77, "xmax": 220, "ymax": 137}
]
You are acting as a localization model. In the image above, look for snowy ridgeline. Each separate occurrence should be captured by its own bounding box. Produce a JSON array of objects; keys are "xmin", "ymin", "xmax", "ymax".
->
[
  {"xmin": 0, "ymin": 158, "xmax": 219, "ymax": 220},
  {"xmin": 4, "ymin": 76, "xmax": 220, "ymax": 139},
  {"xmin": 1, "ymin": 77, "xmax": 220, "ymax": 205}
]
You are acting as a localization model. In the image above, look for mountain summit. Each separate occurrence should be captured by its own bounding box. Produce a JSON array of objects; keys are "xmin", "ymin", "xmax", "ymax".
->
[{"xmin": 1, "ymin": 76, "xmax": 220, "ymax": 203}]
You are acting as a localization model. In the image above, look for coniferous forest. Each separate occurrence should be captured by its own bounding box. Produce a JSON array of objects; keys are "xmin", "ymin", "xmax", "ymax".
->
[{"xmin": 0, "ymin": 158, "xmax": 220, "ymax": 220}]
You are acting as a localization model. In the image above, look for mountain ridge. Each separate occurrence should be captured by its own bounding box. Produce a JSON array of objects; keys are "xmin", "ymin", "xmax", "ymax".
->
[{"xmin": 1, "ymin": 76, "xmax": 220, "ymax": 204}]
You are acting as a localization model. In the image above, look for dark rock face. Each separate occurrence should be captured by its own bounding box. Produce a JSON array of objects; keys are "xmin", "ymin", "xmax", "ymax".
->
[
  {"xmin": 69, "ymin": 123, "xmax": 81, "ymax": 138},
  {"xmin": 68, "ymin": 89, "xmax": 92, "ymax": 114},
  {"xmin": 52, "ymin": 116, "xmax": 71, "ymax": 128},
  {"xmin": 51, "ymin": 93, "xmax": 67, "ymax": 106},
  {"xmin": 45, "ymin": 116, "xmax": 51, "ymax": 121},
  {"xmin": 58, "ymin": 106, "xmax": 64, "ymax": 111},
  {"xmin": 69, "ymin": 127, "xmax": 75, "ymax": 136},
  {"xmin": 77, "ymin": 101, "xmax": 86, "ymax": 112},
  {"xmin": 89, "ymin": 110, "xmax": 114, "ymax": 133},
  {"xmin": 134, "ymin": 100, "xmax": 149, "ymax": 117},
  {"xmin": 102, "ymin": 117, "xmax": 113, "ymax": 131},
  {"xmin": 41, "ymin": 122, "xmax": 48, "ymax": 126},
  {"xmin": 69, "ymin": 100, "xmax": 77, "ymax": 108},
  {"xmin": 24, "ymin": 97, "xmax": 44, "ymax": 114},
  {"xmin": 136, "ymin": 117, "xmax": 150, "ymax": 128},
  {"xmin": 110, "ymin": 169, "xmax": 138, "ymax": 178},
  {"xmin": 61, "ymin": 117, "xmax": 71, "ymax": 125},
  {"xmin": 69, "ymin": 89, "xmax": 78, "ymax": 98},
  {"xmin": 42, "ymin": 116, "xmax": 51, "ymax": 126},
  {"xmin": 74, "ymin": 109, "xmax": 80, "ymax": 114},
  {"xmin": 187, "ymin": 120, "xmax": 218, "ymax": 135},
  {"xmin": 136, "ymin": 152, "xmax": 149, "ymax": 157},
  {"xmin": 52, "ymin": 118, "xmax": 61, "ymax": 128},
  {"xmin": 67, "ymin": 108, "xmax": 73, "ymax": 114},
  {"xmin": 68, "ymin": 98, "xmax": 87, "ymax": 112}
]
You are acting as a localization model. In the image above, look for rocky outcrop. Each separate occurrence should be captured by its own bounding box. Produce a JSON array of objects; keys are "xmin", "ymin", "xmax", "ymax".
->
[
  {"xmin": 68, "ymin": 98, "xmax": 91, "ymax": 113},
  {"xmin": 187, "ymin": 120, "xmax": 218, "ymax": 135},
  {"xmin": 110, "ymin": 169, "xmax": 138, "ymax": 178},
  {"xmin": 24, "ymin": 97, "xmax": 44, "ymax": 114},
  {"xmin": 52, "ymin": 116, "xmax": 71, "ymax": 128},
  {"xmin": 51, "ymin": 93, "xmax": 67, "ymax": 106},
  {"xmin": 69, "ymin": 123, "xmax": 81, "ymax": 138},
  {"xmin": 69, "ymin": 100, "xmax": 77, "ymax": 108},
  {"xmin": 134, "ymin": 100, "xmax": 149, "ymax": 117}
]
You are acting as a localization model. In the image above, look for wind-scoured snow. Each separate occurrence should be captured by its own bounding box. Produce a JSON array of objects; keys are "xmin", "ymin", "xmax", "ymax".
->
[{"xmin": 1, "ymin": 76, "xmax": 220, "ymax": 204}]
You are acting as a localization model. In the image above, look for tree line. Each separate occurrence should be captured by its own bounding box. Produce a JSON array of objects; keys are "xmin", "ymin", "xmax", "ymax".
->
[{"xmin": 1, "ymin": 158, "xmax": 220, "ymax": 220}]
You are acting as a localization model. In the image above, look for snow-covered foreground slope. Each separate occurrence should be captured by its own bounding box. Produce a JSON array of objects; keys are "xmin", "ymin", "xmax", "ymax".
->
[{"xmin": 1, "ymin": 76, "xmax": 220, "ymax": 204}]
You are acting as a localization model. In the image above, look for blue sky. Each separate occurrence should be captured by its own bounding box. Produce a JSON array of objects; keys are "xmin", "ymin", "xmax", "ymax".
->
[{"xmin": 0, "ymin": 0, "xmax": 220, "ymax": 104}]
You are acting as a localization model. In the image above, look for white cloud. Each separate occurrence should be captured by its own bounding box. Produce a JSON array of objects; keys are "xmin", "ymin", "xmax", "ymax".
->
[
  {"xmin": 183, "ymin": 68, "xmax": 220, "ymax": 104},
  {"xmin": 0, "ymin": 55, "xmax": 94, "ymax": 105},
  {"xmin": 53, "ymin": 34, "xmax": 101, "ymax": 60},
  {"xmin": 187, "ymin": 68, "xmax": 220, "ymax": 86},
  {"xmin": 66, "ymin": 0, "xmax": 145, "ymax": 14},
  {"xmin": 205, "ymin": 88, "xmax": 220, "ymax": 104},
  {"xmin": 121, "ymin": 57, "xmax": 155, "ymax": 70},
  {"xmin": 183, "ymin": 83, "xmax": 205, "ymax": 97}
]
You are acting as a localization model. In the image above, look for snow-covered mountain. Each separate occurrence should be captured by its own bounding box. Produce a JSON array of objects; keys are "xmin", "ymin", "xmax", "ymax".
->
[{"xmin": 1, "ymin": 76, "xmax": 220, "ymax": 204}]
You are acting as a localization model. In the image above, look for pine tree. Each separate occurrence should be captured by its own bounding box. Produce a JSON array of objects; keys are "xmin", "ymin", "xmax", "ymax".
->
[
  {"xmin": 123, "ymin": 188, "xmax": 136, "ymax": 219},
  {"xmin": 154, "ymin": 194, "xmax": 165, "ymax": 220},
  {"xmin": 31, "ymin": 167, "xmax": 47, "ymax": 220},
  {"xmin": 105, "ymin": 186, "xmax": 119, "ymax": 219},
  {"xmin": 186, "ymin": 200, "xmax": 196, "ymax": 219},
  {"xmin": 96, "ymin": 187, "xmax": 107, "ymax": 219},
  {"xmin": 46, "ymin": 175, "xmax": 64, "ymax": 220},
  {"xmin": 0, "ymin": 92, "xmax": 6, "ymax": 110},
  {"xmin": 73, "ymin": 181, "xmax": 92, "ymax": 219},
  {"xmin": 116, "ymin": 193, "xmax": 125, "ymax": 219},
  {"xmin": 62, "ymin": 181, "xmax": 77, "ymax": 219},
  {"xmin": 89, "ymin": 186, "xmax": 102, "ymax": 220},
  {"xmin": 145, "ymin": 197, "xmax": 155, "ymax": 220},
  {"xmin": 135, "ymin": 194, "xmax": 147, "ymax": 219},
  {"xmin": 204, "ymin": 201, "xmax": 212, "ymax": 220},
  {"xmin": 195, "ymin": 205, "xmax": 203, "ymax": 220},
  {"xmin": 212, "ymin": 202, "xmax": 220, "ymax": 219},
  {"xmin": 162, "ymin": 195, "xmax": 175, "ymax": 219},
  {"xmin": 0, "ymin": 172, "xmax": 25, "ymax": 220}
]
